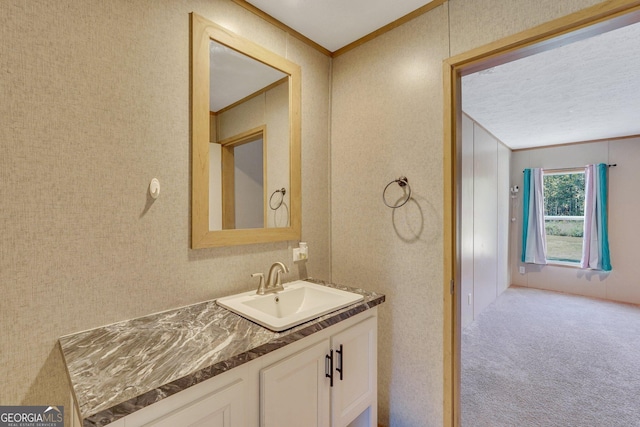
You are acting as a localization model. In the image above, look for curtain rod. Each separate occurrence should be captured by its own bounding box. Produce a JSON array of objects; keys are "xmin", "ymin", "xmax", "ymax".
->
[{"xmin": 522, "ymin": 164, "xmax": 617, "ymax": 173}]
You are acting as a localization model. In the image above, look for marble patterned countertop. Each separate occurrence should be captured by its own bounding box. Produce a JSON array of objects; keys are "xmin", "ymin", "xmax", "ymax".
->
[{"xmin": 58, "ymin": 279, "xmax": 385, "ymax": 426}]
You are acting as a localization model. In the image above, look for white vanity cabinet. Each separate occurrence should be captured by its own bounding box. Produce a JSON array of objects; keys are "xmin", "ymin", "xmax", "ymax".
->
[
  {"xmin": 261, "ymin": 339, "xmax": 331, "ymax": 427},
  {"xmin": 330, "ymin": 316, "xmax": 377, "ymax": 427},
  {"xmin": 109, "ymin": 309, "xmax": 377, "ymax": 427},
  {"xmin": 260, "ymin": 315, "xmax": 377, "ymax": 427},
  {"xmin": 121, "ymin": 366, "xmax": 249, "ymax": 427}
]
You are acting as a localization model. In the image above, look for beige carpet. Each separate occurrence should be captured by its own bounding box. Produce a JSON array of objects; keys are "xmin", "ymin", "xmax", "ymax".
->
[{"xmin": 461, "ymin": 286, "xmax": 640, "ymax": 427}]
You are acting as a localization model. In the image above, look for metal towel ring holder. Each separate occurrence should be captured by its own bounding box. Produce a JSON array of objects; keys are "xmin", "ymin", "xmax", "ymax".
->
[
  {"xmin": 269, "ymin": 188, "xmax": 286, "ymax": 210},
  {"xmin": 383, "ymin": 177, "xmax": 412, "ymax": 208}
]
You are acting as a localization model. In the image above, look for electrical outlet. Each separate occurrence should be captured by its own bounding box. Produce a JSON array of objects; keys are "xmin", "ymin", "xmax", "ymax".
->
[
  {"xmin": 519, "ymin": 266, "xmax": 526, "ymax": 274},
  {"xmin": 292, "ymin": 242, "xmax": 308, "ymax": 262}
]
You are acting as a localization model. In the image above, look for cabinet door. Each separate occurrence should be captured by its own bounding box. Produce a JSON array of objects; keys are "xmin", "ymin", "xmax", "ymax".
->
[
  {"xmin": 140, "ymin": 377, "xmax": 245, "ymax": 427},
  {"xmin": 331, "ymin": 316, "xmax": 377, "ymax": 427},
  {"xmin": 261, "ymin": 339, "xmax": 331, "ymax": 427}
]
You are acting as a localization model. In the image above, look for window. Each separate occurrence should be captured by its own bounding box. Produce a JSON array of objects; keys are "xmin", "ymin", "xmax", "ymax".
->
[{"xmin": 543, "ymin": 171, "xmax": 585, "ymax": 263}]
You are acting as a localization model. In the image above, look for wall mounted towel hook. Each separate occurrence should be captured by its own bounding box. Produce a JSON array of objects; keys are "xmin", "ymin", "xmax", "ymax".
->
[{"xmin": 149, "ymin": 178, "xmax": 160, "ymax": 199}]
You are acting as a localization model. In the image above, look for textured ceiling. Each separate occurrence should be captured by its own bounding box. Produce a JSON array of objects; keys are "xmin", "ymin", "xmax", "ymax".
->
[
  {"xmin": 462, "ymin": 21, "xmax": 640, "ymax": 150},
  {"xmin": 246, "ymin": 0, "xmax": 435, "ymax": 52}
]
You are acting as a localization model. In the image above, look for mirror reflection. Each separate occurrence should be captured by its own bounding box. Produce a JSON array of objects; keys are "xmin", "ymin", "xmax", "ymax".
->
[
  {"xmin": 191, "ymin": 13, "xmax": 301, "ymax": 249},
  {"xmin": 209, "ymin": 40, "xmax": 290, "ymax": 231}
]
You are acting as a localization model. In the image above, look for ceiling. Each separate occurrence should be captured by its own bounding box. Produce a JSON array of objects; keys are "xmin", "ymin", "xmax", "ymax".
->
[
  {"xmin": 212, "ymin": 0, "xmax": 436, "ymax": 110},
  {"xmin": 236, "ymin": 1, "xmax": 640, "ymax": 151},
  {"xmin": 462, "ymin": 21, "xmax": 640, "ymax": 150},
  {"xmin": 245, "ymin": 0, "xmax": 436, "ymax": 52}
]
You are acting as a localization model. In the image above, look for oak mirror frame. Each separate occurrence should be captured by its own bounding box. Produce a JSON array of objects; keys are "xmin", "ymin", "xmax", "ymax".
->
[{"xmin": 191, "ymin": 13, "xmax": 301, "ymax": 248}]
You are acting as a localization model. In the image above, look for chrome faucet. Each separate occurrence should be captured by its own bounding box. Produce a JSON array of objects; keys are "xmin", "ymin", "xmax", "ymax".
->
[{"xmin": 253, "ymin": 262, "xmax": 289, "ymax": 295}]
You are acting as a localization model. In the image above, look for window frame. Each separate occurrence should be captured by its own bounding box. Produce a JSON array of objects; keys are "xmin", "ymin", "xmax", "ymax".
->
[{"xmin": 542, "ymin": 168, "xmax": 586, "ymax": 266}]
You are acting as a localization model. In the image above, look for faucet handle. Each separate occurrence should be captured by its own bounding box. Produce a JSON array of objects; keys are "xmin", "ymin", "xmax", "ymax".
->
[{"xmin": 252, "ymin": 273, "xmax": 266, "ymax": 295}]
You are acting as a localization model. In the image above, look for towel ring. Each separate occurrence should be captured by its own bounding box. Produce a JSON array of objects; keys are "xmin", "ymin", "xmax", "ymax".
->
[
  {"xmin": 269, "ymin": 188, "xmax": 286, "ymax": 210},
  {"xmin": 383, "ymin": 177, "xmax": 411, "ymax": 208}
]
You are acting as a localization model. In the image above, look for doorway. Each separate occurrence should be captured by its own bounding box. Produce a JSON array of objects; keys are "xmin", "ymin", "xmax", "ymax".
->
[{"xmin": 443, "ymin": 2, "xmax": 640, "ymax": 426}]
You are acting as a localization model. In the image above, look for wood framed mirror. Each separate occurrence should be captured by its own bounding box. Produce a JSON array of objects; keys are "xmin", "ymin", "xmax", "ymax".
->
[{"xmin": 191, "ymin": 13, "xmax": 301, "ymax": 248}]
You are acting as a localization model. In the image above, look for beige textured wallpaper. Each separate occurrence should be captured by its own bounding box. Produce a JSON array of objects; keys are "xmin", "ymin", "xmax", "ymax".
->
[
  {"xmin": 448, "ymin": 0, "xmax": 604, "ymax": 56},
  {"xmin": 331, "ymin": 6, "xmax": 450, "ymax": 425},
  {"xmin": 331, "ymin": 0, "xmax": 609, "ymax": 426},
  {"xmin": 1, "ymin": 0, "xmax": 615, "ymax": 425},
  {"xmin": 0, "ymin": 0, "xmax": 330, "ymax": 414}
]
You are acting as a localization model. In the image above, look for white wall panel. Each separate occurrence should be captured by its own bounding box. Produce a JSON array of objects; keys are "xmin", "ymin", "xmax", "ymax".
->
[
  {"xmin": 497, "ymin": 143, "xmax": 511, "ymax": 295},
  {"xmin": 461, "ymin": 114, "xmax": 475, "ymax": 328},
  {"xmin": 461, "ymin": 116, "xmax": 511, "ymax": 326},
  {"xmin": 473, "ymin": 124, "xmax": 498, "ymax": 316}
]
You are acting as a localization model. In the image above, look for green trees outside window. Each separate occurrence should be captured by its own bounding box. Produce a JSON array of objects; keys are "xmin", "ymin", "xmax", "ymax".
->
[{"xmin": 543, "ymin": 172, "xmax": 585, "ymax": 262}]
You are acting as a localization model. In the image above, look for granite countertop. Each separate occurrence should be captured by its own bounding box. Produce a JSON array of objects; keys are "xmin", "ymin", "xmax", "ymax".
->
[{"xmin": 58, "ymin": 279, "xmax": 385, "ymax": 426}]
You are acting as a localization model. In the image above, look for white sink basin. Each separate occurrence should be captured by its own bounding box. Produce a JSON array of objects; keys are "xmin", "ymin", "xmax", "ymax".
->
[{"xmin": 216, "ymin": 280, "xmax": 364, "ymax": 331}]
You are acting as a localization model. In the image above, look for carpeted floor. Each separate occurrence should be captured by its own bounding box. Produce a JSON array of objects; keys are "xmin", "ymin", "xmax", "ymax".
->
[{"xmin": 461, "ymin": 286, "xmax": 640, "ymax": 427}]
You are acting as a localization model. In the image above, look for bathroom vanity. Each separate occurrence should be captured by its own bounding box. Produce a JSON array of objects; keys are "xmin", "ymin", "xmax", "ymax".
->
[{"xmin": 59, "ymin": 279, "xmax": 384, "ymax": 427}]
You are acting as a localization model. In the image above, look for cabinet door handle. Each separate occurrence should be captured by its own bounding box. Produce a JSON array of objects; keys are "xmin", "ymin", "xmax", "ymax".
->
[
  {"xmin": 325, "ymin": 350, "xmax": 334, "ymax": 387},
  {"xmin": 335, "ymin": 344, "xmax": 344, "ymax": 381}
]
